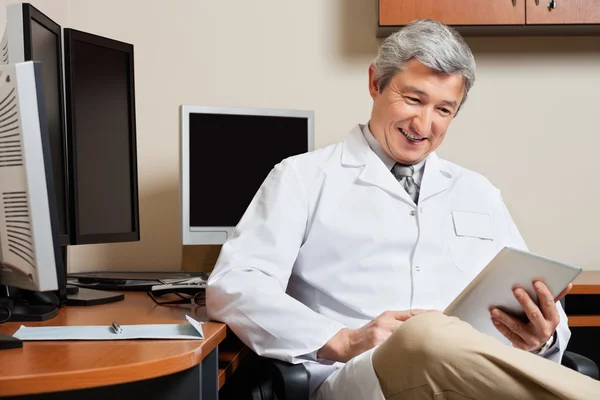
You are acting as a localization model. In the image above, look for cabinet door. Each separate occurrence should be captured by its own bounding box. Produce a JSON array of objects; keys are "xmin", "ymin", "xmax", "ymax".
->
[
  {"xmin": 379, "ymin": 0, "xmax": 525, "ymax": 26},
  {"xmin": 526, "ymin": 0, "xmax": 600, "ymax": 24}
]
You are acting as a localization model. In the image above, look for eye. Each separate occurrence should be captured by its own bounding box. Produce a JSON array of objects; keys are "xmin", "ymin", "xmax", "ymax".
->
[
  {"xmin": 439, "ymin": 108, "xmax": 452, "ymax": 116},
  {"xmin": 406, "ymin": 96, "xmax": 421, "ymax": 104}
]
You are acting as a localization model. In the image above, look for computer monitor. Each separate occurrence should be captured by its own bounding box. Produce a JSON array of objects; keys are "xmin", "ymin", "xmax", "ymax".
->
[
  {"xmin": 180, "ymin": 106, "xmax": 314, "ymax": 245},
  {"xmin": 0, "ymin": 63, "xmax": 63, "ymax": 351},
  {"xmin": 0, "ymin": 60, "xmax": 61, "ymax": 350},
  {"xmin": 2, "ymin": 3, "xmax": 70, "ymax": 246},
  {"xmin": 63, "ymin": 28, "xmax": 139, "ymax": 245},
  {"xmin": 0, "ymin": 61, "xmax": 64, "ymax": 298}
]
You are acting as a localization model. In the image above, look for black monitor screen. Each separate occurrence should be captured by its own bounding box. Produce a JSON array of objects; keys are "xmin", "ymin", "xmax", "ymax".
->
[
  {"xmin": 25, "ymin": 8, "xmax": 69, "ymax": 245},
  {"xmin": 64, "ymin": 29, "xmax": 138, "ymax": 244},
  {"xmin": 188, "ymin": 113, "xmax": 308, "ymax": 227}
]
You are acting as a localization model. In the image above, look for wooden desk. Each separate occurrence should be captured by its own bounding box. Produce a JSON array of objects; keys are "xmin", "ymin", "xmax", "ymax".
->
[
  {"xmin": 565, "ymin": 271, "xmax": 600, "ymax": 370},
  {"xmin": 218, "ymin": 328, "xmax": 250, "ymax": 390},
  {"xmin": 568, "ymin": 271, "xmax": 600, "ymax": 327},
  {"xmin": 0, "ymin": 292, "xmax": 241, "ymax": 399}
]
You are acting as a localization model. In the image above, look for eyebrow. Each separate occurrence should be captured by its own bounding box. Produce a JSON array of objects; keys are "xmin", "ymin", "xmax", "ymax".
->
[{"xmin": 403, "ymin": 85, "xmax": 458, "ymax": 109}]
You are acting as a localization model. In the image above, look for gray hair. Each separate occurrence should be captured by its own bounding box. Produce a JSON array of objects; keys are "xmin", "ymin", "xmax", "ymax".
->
[{"xmin": 373, "ymin": 19, "xmax": 476, "ymax": 111}]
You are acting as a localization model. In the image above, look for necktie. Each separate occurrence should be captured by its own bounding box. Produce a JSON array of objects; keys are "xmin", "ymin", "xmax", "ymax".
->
[{"xmin": 392, "ymin": 163, "xmax": 420, "ymax": 204}]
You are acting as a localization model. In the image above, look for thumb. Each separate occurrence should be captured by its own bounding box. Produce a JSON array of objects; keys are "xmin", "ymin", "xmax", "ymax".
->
[{"xmin": 555, "ymin": 283, "xmax": 572, "ymax": 303}]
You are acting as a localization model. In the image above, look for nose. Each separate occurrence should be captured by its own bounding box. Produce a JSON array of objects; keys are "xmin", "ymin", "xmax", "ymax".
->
[{"xmin": 410, "ymin": 107, "xmax": 433, "ymax": 137}]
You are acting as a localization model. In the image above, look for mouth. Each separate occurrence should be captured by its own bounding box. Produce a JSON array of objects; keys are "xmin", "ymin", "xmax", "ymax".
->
[{"xmin": 399, "ymin": 128, "xmax": 426, "ymax": 143}]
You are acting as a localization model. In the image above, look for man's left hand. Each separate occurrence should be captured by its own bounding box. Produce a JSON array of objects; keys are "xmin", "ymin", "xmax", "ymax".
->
[{"xmin": 490, "ymin": 281, "xmax": 572, "ymax": 352}]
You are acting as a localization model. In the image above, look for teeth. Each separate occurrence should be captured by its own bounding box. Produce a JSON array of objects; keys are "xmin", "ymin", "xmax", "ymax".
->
[{"xmin": 400, "ymin": 128, "xmax": 424, "ymax": 142}]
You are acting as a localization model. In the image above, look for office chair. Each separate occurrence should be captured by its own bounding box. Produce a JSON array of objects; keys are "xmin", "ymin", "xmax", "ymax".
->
[
  {"xmin": 251, "ymin": 298, "xmax": 598, "ymax": 400},
  {"xmin": 252, "ymin": 352, "xmax": 598, "ymax": 400},
  {"xmin": 252, "ymin": 351, "xmax": 598, "ymax": 400}
]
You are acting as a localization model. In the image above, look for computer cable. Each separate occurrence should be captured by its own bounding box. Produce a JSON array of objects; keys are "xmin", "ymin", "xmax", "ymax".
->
[{"xmin": 0, "ymin": 306, "xmax": 10, "ymax": 324}]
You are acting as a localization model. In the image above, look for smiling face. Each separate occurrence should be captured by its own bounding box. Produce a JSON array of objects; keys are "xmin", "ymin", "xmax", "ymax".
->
[{"xmin": 368, "ymin": 59, "xmax": 466, "ymax": 165}]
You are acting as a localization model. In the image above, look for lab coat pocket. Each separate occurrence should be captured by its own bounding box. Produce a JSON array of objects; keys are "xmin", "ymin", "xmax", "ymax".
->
[{"xmin": 445, "ymin": 210, "xmax": 496, "ymax": 272}]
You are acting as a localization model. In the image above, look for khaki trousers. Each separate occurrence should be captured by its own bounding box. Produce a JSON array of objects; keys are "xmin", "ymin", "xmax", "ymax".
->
[{"xmin": 372, "ymin": 312, "xmax": 600, "ymax": 400}]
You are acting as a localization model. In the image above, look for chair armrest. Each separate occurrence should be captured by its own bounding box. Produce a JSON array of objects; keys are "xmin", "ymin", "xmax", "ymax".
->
[
  {"xmin": 267, "ymin": 358, "xmax": 310, "ymax": 400},
  {"xmin": 562, "ymin": 351, "xmax": 599, "ymax": 380}
]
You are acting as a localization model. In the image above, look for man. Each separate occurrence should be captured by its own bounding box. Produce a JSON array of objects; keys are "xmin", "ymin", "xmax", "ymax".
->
[{"xmin": 207, "ymin": 19, "xmax": 600, "ymax": 399}]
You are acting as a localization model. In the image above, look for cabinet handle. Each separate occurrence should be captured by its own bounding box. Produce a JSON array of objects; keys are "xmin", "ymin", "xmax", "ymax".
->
[
  {"xmin": 548, "ymin": 0, "xmax": 557, "ymax": 10},
  {"xmin": 512, "ymin": 0, "xmax": 516, "ymax": 6}
]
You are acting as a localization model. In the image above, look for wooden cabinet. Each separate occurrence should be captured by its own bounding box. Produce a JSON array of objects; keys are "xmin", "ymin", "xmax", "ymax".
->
[
  {"xmin": 526, "ymin": 0, "xmax": 600, "ymax": 24},
  {"xmin": 377, "ymin": 0, "xmax": 600, "ymax": 37},
  {"xmin": 379, "ymin": 0, "xmax": 525, "ymax": 26}
]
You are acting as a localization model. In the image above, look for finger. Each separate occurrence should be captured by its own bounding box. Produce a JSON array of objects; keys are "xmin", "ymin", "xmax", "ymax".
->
[
  {"xmin": 385, "ymin": 310, "xmax": 413, "ymax": 321},
  {"xmin": 554, "ymin": 283, "xmax": 573, "ymax": 303},
  {"xmin": 490, "ymin": 308, "xmax": 537, "ymax": 345},
  {"xmin": 491, "ymin": 317, "xmax": 528, "ymax": 350},
  {"xmin": 409, "ymin": 309, "xmax": 440, "ymax": 316},
  {"xmin": 533, "ymin": 281, "xmax": 559, "ymax": 322},
  {"xmin": 512, "ymin": 287, "xmax": 545, "ymax": 327},
  {"xmin": 389, "ymin": 309, "xmax": 437, "ymax": 321},
  {"xmin": 372, "ymin": 315, "xmax": 404, "ymax": 334}
]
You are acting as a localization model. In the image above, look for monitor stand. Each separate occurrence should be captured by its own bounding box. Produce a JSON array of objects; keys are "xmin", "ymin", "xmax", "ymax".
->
[
  {"xmin": 0, "ymin": 296, "xmax": 55, "ymax": 351},
  {"xmin": 0, "ymin": 292, "xmax": 26, "ymax": 351},
  {"xmin": 8, "ymin": 302, "xmax": 58, "ymax": 321},
  {"xmin": 61, "ymin": 247, "xmax": 125, "ymax": 306},
  {"xmin": 65, "ymin": 285, "xmax": 124, "ymax": 306},
  {"xmin": 0, "ymin": 288, "xmax": 59, "ymax": 322}
]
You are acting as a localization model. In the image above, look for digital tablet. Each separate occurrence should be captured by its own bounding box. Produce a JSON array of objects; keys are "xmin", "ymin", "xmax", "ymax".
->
[{"xmin": 444, "ymin": 246, "xmax": 582, "ymax": 344}]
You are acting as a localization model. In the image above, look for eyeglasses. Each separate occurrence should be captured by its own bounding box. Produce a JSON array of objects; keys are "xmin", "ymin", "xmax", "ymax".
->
[{"xmin": 146, "ymin": 290, "xmax": 205, "ymax": 306}]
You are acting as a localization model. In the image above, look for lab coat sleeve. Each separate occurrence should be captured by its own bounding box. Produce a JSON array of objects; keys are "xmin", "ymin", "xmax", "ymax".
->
[
  {"xmin": 206, "ymin": 160, "xmax": 347, "ymax": 364},
  {"xmin": 497, "ymin": 189, "xmax": 570, "ymax": 364}
]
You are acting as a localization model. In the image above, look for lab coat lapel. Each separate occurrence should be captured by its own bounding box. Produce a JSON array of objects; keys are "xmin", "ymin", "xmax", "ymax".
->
[
  {"xmin": 419, "ymin": 152, "xmax": 453, "ymax": 202},
  {"xmin": 341, "ymin": 125, "xmax": 414, "ymax": 204}
]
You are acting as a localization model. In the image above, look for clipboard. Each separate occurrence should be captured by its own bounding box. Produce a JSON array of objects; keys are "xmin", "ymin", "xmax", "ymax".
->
[{"xmin": 12, "ymin": 315, "xmax": 204, "ymax": 341}]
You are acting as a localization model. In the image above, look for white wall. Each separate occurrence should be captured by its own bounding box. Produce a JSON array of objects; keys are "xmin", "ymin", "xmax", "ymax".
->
[{"xmin": 1, "ymin": 0, "xmax": 599, "ymax": 271}]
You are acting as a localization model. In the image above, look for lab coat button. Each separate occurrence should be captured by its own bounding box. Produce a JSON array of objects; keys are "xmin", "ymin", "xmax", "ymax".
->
[
  {"xmin": 410, "ymin": 210, "xmax": 416, "ymax": 216},
  {"xmin": 419, "ymin": 207, "xmax": 423, "ymax": 213},
  {"xmin": 415, "ymin": 266, "xmax": 420, "ymax": 271}
]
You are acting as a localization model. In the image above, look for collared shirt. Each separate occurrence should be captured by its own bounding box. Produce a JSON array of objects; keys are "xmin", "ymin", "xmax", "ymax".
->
[{"xmin": 362, "ymin": 123, "xmax": 425, "ymax": 187}]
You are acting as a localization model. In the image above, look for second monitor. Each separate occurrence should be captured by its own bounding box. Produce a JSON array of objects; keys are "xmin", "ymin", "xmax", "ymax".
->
[
  {"xmin": 63, "ymin": 28, "xmax": 139, "ymax": 246},
  {"xmin": 180, "ymin": 106, "xmax": 314, "ymax": 245}
]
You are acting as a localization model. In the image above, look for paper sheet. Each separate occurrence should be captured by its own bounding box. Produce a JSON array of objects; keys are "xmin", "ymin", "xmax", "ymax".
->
[{"xmin": 13, "ymin": 315, "xmax": 204, "ymax": 341}]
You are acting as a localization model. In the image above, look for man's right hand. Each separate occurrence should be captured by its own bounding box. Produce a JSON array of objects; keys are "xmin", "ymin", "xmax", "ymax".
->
[{"xmin": 317, "ymin": 309, "xmax": 437, "ymax": 363}]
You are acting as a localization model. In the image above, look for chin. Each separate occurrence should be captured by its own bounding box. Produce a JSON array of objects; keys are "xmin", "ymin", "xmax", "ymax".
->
[{"xmin": 394, "ymin": 148, "xmax": 427, "ymax": 164}]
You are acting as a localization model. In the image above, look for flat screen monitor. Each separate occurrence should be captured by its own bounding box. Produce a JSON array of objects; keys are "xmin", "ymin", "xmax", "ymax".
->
[
  {"xmin": 63, "ymin": 28, "xmax": 139, "ymax": 245},
  {"xmin": 180, "ymin": 106, "xmax": 314, "ymax": 245},
  {"xmin": 2, "ymin": 3, "xmax": 70, "ymax": 246},
  {"xmin": 0, "ymin": 61, "xmax": 64, "ymax": 293}
]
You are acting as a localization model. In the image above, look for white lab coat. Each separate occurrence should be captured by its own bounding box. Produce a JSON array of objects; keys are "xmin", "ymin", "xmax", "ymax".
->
[{"xmin": 206, "ymin": 124, "xmax": 570, "ymax": 399}]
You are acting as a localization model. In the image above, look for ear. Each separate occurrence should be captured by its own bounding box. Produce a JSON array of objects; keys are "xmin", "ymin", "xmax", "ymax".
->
[{"xmin": 368, "ymin": 64, "xmax": 380, "ymax": 99}]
